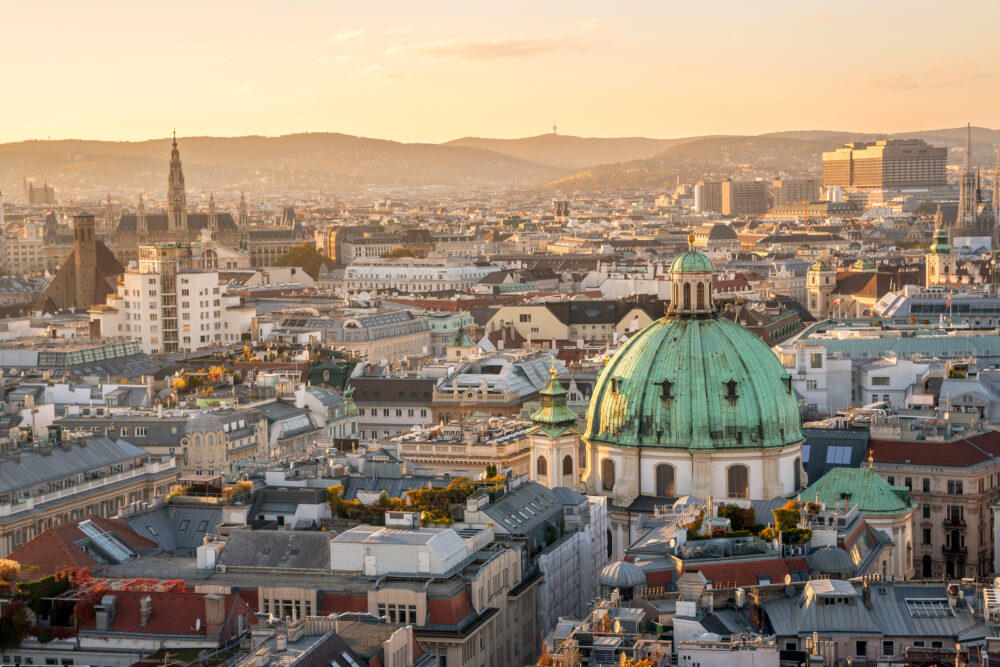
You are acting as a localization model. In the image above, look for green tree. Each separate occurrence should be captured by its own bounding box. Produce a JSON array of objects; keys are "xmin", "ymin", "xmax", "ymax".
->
[{"xmin": 274, "ymin": 243, "xmax": 334, "ymax": 279}]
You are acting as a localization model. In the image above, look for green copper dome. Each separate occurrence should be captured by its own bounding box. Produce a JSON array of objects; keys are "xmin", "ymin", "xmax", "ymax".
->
[
  {"xmin": 802, "ymin": 466, "xmax": 915, "ymax": 517},
  {"xmin": 584, "ymin": 315, "xmax": 804, "ymax": 451},
  {"xmin": 670, "ymin": 250, "xmax": 714, "ymax": 273}
]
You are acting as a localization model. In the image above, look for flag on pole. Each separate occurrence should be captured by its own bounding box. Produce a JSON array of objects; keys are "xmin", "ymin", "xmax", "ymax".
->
[
  {"xmin": 832, "ymin": 297, "xmax": 841, "ymax": 306},
  {"xmin": 945, "ymin": 296, "xmax": 952, "ymax": 308}
]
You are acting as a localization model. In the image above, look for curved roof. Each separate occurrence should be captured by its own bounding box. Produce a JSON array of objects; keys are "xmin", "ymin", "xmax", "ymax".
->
[
  {"xmin": 808, "ymin": 545, "xmax": 855, "ymax": 574},
  {"xmin": 599, "ymin": 560, "xmax": 647, "ymax": 588},
  {"xmin": 670, "ymin": 250, "xmax": 714, "ymax": 273},
  {"xmin": 699, "ymin": 222, "xmax": 739, "ymax": 240},
  {"xmin": 801, "ymin": 466, "xmax": 914, "ymax": 516},
  {"xmin": 584, "ymin": 315, "xmax": 803, "ymax": 451},
  {"xmin": 186, "ymin": 412, "xmax": 224, "ymax": 434}
]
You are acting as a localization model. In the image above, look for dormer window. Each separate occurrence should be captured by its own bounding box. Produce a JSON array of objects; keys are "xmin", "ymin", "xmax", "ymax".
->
[
  {"xmin": 724, "ymin": 379, "xmax": 738, "ymax": 401},
  {"xmin": 611, "ymin": 378, "xmax": 621, "ymax": 393},
  {"xmin": 657, "ymin": 379, "xmax": 674, "ymax": 401}
]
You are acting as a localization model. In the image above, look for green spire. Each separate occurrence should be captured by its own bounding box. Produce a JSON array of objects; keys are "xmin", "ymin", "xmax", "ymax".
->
[
  {"xmin": 930, "ymin": 206, "xmax": 951, "ymax": 255},
  {"xmin": 530, "ymin": 358, "xmax": 578, "ymax": 436}
]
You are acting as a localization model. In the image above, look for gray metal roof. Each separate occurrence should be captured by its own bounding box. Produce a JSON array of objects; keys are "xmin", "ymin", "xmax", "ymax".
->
[
  {"xmin": 218, "ymin": 530, "xmax": 331, "ymax": 569},
  {"xmin": 126, "ymin": 504, "xmax": 224, "ymax": 552},
  {"xmin": 762, "ymin": 580, "xmax": 988, "ymax": 640},
  {"xmin": 0, "ymin": 438, "xmax": 148, "ymax": 495}
]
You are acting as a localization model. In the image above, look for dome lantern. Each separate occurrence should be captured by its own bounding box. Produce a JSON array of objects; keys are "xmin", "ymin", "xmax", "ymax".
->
[{"xmin": 668, "ymin": 227, "xmax": 715, "ymax": 316}]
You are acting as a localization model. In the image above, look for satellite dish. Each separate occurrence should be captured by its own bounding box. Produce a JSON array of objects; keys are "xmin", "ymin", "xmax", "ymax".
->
[
  {"xmin": 195, "ymin": 618, "xmax": 201, "ymax": 631},
  {"xmin": 784, "ymin": 574, "xmax": 792, "ymax": 585}
]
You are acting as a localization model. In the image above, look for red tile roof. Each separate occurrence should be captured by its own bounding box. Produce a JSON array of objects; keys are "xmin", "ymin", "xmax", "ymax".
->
[
  {"xmin": 9, "ymin": 515, "xmax": 157, "ymax": 578},
  {"xmin": 77, "ymin": 590, "xmax": 255, "ymax": 639},
  {"xmin": 682, "ymin": 557, "xmax": 809, "ymax": 588},
  {"xmin": 870, "ymin": 430, "xmax": 1000, "ymax": 468}
]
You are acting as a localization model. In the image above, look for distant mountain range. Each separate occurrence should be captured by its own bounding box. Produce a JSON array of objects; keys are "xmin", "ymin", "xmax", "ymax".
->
[{"xmin": 1, "ymin": 127, "xmax": 996, "ymax": 196}]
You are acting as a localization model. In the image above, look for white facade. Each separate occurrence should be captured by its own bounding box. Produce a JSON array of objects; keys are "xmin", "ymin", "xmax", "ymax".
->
[
  {"xmin": 330, "ymin": 524, "xmax": 472, "ymax": 575},
  {"xmin": 91, "ymin": 244, "xmax": 254, "ymax": 354},
  {"xmin": 775, "ymin": 344, "xmax": 853, "ymax": 414},
  {"xmin": 341, "ymin": 257, "xmax": 495, "ymax": 295}
]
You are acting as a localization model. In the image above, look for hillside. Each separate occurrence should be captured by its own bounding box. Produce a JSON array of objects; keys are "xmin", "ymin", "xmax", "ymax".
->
[
  {"xmin": 444, "ymin": 134, "xmax": 710, "ymax": 169},
  {"xmin": 543, "ymin": 135, "xmax": 831, "ymax": 192},
  {"xmin": 0, "ymin": 133, "xmax": 567, "ymax": 195},
  {"xmin": 543, "ymin": 126, "xmax": 1000, "ymax": 192}
]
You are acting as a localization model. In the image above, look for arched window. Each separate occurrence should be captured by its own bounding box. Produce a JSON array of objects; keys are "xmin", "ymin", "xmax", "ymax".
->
[
  {"xmin": 727, "ymin": 464, "xmax": 749, "ymax": 499},
  {"xmin": 794, "ymin": 457, "xmax": 801, "ymax": 490},
  {"xmin": 207, "ymin": 434, "xmax": 214, "ymax": 447},
  {"xmin": 683, "ymin": 283, "xmax": 691, "ymax": 310},
  {"xmin": 194, "ymin": 435, "xmax": 201, "ymax": 447},
  {"xmin": 562, "ymin": 455, "xmax": 573, "ymax": 476},
  {"xmin": 536, "ymin": 456, "xmax": 548, "ymax": 476},
  {"xmin": 601, "ymin": 459, "xmax": 615, "ymax": 492},
  {"xmin": 655, "ymin": 464, "xmax": 675, "ymax": 497},
  {"xmin": 696, "ymin": 282, "xmax": 705, "ymax": 310}
]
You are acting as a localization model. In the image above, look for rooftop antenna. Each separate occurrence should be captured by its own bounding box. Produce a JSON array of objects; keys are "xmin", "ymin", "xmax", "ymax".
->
[{"xmin": 552, "ymin": 121, "xmax": 557, "ymax": 135}]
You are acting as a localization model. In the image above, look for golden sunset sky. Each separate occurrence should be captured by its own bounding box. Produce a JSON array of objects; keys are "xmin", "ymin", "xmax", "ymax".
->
[{"xmin": 3, "ymin": 0, "xmax": 999, "ymax": 143}]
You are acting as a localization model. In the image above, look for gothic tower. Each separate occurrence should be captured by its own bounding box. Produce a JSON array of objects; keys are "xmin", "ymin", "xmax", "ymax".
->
[
  {"xmin": 237, "ymin": 192, "xmax": 249, "ymax": 251},
  {"xmin": 207, "ymin": 192, "xmax": 218, "ymax": 231},
  {"xmin": 957, "ymin": 123, "xmax": 978, "ymax": 228},
  {"xmin": 102, "ymin": 194, "xmax": 114, "ymax": 238},
  {"xmin": 167, "ymin": 130, "xmax": 187, "ymax": 233},
  {"xmin": 137, "ymin": 193, "xmax": 148, "ymax": 233},
  {"xmin": 73, "ymin": 212, "xmax": 98, "ymax": 310}
]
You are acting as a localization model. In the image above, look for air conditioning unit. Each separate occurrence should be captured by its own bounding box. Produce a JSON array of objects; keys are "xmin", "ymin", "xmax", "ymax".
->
[{"xmin": 216, "ymin": 564, "xmax": 227, "ymax": 573}]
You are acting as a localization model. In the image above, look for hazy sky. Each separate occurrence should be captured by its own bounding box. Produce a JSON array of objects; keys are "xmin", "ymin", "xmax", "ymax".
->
[{"xmin": 3, "ymin": 0, "xmax": 999, "ymax": 143}]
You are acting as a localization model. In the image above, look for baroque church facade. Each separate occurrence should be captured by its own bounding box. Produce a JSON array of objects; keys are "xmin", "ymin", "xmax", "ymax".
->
[{"xmin": 103, "ymin": 133, "xmax": 307, "ymax": 266}]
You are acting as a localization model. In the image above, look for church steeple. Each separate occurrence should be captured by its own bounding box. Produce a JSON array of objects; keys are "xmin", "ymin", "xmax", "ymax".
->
[
  {"xmin": 137, "ymin": 192, "xmax": 147, "ymax": 233},
  {"xmin": 167, "ymin": 130, "xmax": 187, "ymax": 233},
  {"xmin": 958, "ymin": 122, "xmax": 978, "ymax": 227},
  {"xmin": 207, "ymin": 192, "xmax": 218, "ymax": 231},
  {"xmin": 237, "ymin": 192, "xmax": 249, "ymax": 229},
  {"xmin": 530, "ymin": 358, "xmax": 578, "ymax": 436}
]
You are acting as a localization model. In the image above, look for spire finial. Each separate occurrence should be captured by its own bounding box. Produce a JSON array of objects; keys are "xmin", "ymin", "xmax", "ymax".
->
[
  {"xmin": 687, "ymin": 219, "xmax": 695, "ymax": 249},
  {"xmin": 868, "ymin": 449, "xmax": 874, "ymax": 469},
  {"xmin": 550, "ymin": 355, "xmax": 557, "ymax": 379}
]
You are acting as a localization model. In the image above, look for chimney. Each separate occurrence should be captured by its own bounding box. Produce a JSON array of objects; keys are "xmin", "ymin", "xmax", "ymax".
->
[
  {"xmin": 95, "ymin": 595, "xmax": 117, "ymax": 631},
  {"xmin": 204, "ymin": 593, "xmax": 225, "ymax": 636},
  {"xmin": 139, "ymin": 595, "xmax": 152, "ymax": 627}
]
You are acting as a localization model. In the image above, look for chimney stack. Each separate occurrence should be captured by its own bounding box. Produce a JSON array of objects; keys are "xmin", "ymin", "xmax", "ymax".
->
[
  {"xmin": 139, "ymin": 595, "xmax": 152, "ymax": 627},
  {"xmin": 95, "ymin": 595, "xmax": 117, "ymax": 631},
  {"xmin": 204, "ymin": 593, "xmax": 225, "ymax": 636}
]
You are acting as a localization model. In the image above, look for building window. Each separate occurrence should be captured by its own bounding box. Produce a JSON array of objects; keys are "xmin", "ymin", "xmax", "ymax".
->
[
  {"xmin": 655, "ymin": 464, "xmax": 675, "ymax": 497},
  {"xmin": 856, "ymin": 641, "xmax": 867, "ymax": 658},
  {"xmin": 810, "ymin": 353, "xmax": 822, "ymax": 369},
  {"xmin": 519, "ymin": 313, "xmax": 531, "ymax": 323},
  {"xmin": 562, "ymin": 455, "xmax": 573, "ymax": 476},
  {"xmin": 536, "ymin": 456, "xmax": 547, "ymax": 477},
  {"xmin": 923, "ymin": 528, "xmax": 931, "ymax": 544},
  {"xmin": 923, "ymin": 478, "xmax": 931, "ymax": 492},
  {"xmin": 727, "ymin": 465, "xmax": 749, "ymax": 499},
  {"xmin": 600, "ymin": 459, "xmax": 615, "ymax": 492},
  {"xmin": 882, "ymin": 641, "xmax": 894, "ymax": 657},
  {"xmin": 923, "ymin": 504, "xmax": 931, "ymax": 519}
]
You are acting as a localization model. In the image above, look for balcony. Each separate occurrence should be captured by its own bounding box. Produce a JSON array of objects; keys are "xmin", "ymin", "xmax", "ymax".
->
[
  {"xmin": 943, "ymin": 517, "xmax": 966, "ymax": 528},
  {"xmin": 942, "ymin": 544, "xmax": 968, "ymax": 556}
]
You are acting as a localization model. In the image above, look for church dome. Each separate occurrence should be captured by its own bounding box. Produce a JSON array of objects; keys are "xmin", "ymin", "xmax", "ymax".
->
[
  {"xmin": 584, "ymin": 315, "xmax": 803, "ymax": 451},
  {"xmin": 670, "ymin": 251, "xmax": 714, "ymax": 273},
  {"xmin": 585, "ymin": 246, "xmax": 802, "ymax": 452}
]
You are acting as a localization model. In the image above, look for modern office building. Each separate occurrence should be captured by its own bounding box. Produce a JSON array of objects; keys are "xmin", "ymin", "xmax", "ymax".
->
[
  {"xmin": 721, "ymin": 179, "xmax": 769, "ymax": 216},
  {"xmin": 821, "ymin": 139, "xmax": 947, "ymax": 190}
]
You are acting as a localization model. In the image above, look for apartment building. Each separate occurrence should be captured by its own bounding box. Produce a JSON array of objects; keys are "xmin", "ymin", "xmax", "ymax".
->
[
  {"xmin": 870, "ymin": 431, "xmax": 1000, "ymax": 578},
  {"xmin": 340, "ymin": 257, "xmax": 495, "ymax": 295},
  {"xmin": 0, "ymin": 438, "xmax": 180, "ymax": 556},
  {"xmin": 90, "ymin": 243, "xmax": 254, "ymax": 354}
]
